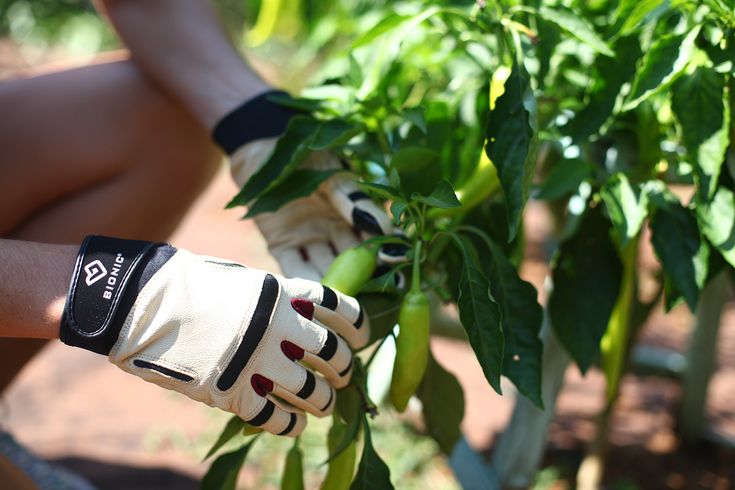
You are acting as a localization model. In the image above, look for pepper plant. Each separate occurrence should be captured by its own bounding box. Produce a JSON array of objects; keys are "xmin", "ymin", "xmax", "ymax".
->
[{"xmin": 203, "ymin": 0, "xmax": 735, "ymax": 487}]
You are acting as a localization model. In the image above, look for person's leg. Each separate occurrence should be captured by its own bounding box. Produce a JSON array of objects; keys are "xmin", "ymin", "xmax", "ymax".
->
[{"xmin": 0, "ymin": 54, "xmax": 221, "ymax": 393}]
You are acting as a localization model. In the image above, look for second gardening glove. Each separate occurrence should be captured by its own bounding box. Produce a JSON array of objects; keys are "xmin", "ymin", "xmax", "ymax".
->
[
  {"xmin": 59, "ymin": 235, "xmax": 369, "ymax": 437},
  {"xmin": 213, "ymin": 90, "xmax": 406, "ymax": 282}
]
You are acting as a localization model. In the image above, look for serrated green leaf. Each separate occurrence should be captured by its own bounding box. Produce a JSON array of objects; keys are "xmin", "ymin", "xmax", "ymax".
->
[
  {"xmin": 672, "ymin": 66, "xmax": 730, "ymax": 200},
  {"xmin": 201, "ymin": 438, "xmax": 257, "ymax": 490},
  {"xmin": 228, "ymin": 116, "xmax": 321, "ymax": 207},
  {"xmin": 697, "ymin": 186, "xmax": 735, "ymax": 268},
  {"xmin": 203, "ymin": 415, "xmax": 246, "ymax": 461},
  {"xmin": 601, "ymin": 173, "xmax": 649, "ymax": 247},
  {"xmin": 650, "ymin": 198, "xmax": 709, "ymax": 311},
  {"xmin": 350, "ymin": 419, "xmax": 393, "ymax": 490},
  {"xmin": 485, "ymin": 241, "xmax": 544, "ymax": 408},
  {"xmin": 549, "ymin": 207, "xmax": 623, "ymax": 373},
  {"xmin": 416, "ymin": 350, "xmax": 464, "ymax": 454},
  {"xmin": 485, "ymin": 62, "xmax": 538, "ymax": 241},
  {"xmin": 624, "ymin": 27, "xmax": 700, "ymax": 110},
  {"xmin": 411, "ymin": 180, "xmax": 461, "ymax": 208},
  {"xmin": 539, "ymin": 6, "xmax": 614, "ymax": 56},
  {"xmin": 245, "ymin": 169, "xmax": 340, "ymax": 218},
  {"xmin": 452, "ymin": 234, "xmax": 504, "ymax": 393},
  {"xmin": 309, "ymin": 119, "xmax": 361, "ymax": 150},
  {"xmin": 535, "ymin": 159, "xmax": 594, "ymax": 201}
]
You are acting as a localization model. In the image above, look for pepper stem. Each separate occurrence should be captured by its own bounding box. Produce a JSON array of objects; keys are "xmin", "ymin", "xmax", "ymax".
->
[{"xmin": 411, "ymin": 241, "xmax": 423, "ymax": 293}]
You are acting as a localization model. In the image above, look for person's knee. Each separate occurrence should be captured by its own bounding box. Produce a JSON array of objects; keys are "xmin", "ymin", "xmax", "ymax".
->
[{"xmin": 128, "ymin": 72, "xmax": 222, "ymax": 206}]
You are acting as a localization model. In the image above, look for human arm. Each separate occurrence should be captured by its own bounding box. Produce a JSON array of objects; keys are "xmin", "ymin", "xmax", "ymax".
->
[
  {"xmin": 1, "ymin": 236, "xmax": 369, "ymax": 436},
  {"xmin": 0, "ymin": 239, "xmax": 76, "ymax": 339},
  {"xmin": 98, "ymin": 0, "xmax": 407, "ymax": 279},
  {"xmin": 98, "ymin": 0, "xmax": 269, "ymax": 129}
]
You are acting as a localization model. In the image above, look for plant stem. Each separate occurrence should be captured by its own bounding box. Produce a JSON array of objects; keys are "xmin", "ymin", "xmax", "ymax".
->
[{"xmin": 412, "ymin": 240, "xmax": 423, "ymax": 292}]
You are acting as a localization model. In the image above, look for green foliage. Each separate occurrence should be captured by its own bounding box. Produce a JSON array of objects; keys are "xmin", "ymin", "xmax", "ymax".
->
[
  {"xmin": 211, "ymin": 0, "xmax": 735, "ymax": 486},
  {"xmin": 201, "ymin": 437, "xmax": 259, "ymax": 490},
  {"xmin": 486, "ymin": 62, "xmax": 539, "ymax": 241},
  {"xmin": 416, "ymin": 351, "xmax": 465, "ymax": 454},
  {"xmin": 350, "ymin": 418, "xmax": 393, "ymax": 490},
  {"xmin": 549, "ymin": 207, "xmax": 623, "ymax": 373}
]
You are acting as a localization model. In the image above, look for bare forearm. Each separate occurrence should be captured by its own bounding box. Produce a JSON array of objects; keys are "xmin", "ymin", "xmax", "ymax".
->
[
  {"xmin": 100, "ymin": 0, "xmax": 270, "ymax": 129},
  {"xmin": 0, "ymin": 240, "xmax": 76, "ymax": 339}
]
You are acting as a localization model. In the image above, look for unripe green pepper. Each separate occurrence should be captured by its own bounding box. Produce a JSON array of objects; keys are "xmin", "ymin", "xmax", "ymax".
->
[
  {"xmin": 322, "ymin": 245, "xmax": 378, "ymax": 297},
  {"xmin": 320, "ymin": 418, "xmax": 357, "ymax": 490},
  {"xmin": 281, "ymin": 438, "xmax": 305, "ymax": 490},
  {"xmin": 390, "ymin": 241, "xmax": 430, "ymax": 412}
]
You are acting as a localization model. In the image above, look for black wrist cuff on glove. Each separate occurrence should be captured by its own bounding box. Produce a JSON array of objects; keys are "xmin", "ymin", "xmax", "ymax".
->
[
  {"xmin": 212, "ymin": 90, "xmax": 301, "ymax": 155},
  {"xmin": 60, "ymin": 235, "xmax": 176, "ymax": 355}
]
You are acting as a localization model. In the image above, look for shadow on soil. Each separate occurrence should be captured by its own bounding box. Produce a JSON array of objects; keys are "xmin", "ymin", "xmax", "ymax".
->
[{"xmin": 51, "ymin": 457, "xmax": 199, "ymax": 490}]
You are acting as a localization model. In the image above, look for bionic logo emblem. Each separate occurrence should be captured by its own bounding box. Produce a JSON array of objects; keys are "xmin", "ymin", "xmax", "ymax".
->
[{"xmin": 84, "ymin": 260, "xmax": 108, "ymax": 286}]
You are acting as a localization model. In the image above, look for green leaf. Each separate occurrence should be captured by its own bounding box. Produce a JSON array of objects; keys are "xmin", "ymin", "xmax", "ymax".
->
[
  {"xmin": 201, "ymin": 438, "xmax": 258, "ymax": 490},
  {"xmin": 416, "ymin": 350, "xmax": 464, "ymax": 454},
  {"xmin": 549, "ymin": 207, "xmax": 623, "ymax": 373},
  {"xmin": 411, "ymin": 180, "xmax": 461, "ymax": 208},
  {"xmin": 391, "ymin": 146, "xmax": 442, "ymax": 197},
  {"xmin": 359, "ymin": 293, "xmax": 401, "ymax": 345},
  {"xmin": 485, "ymin": 62, "xmax": 538, "ymax": 241},
  {"xmin": 350, "ymin": 418, "xmax": 393, "ymax": 490},
  {"xmin": 452, "ymin": 234, "xmax": 504, "ymax": 393},
  {"xmin": 359, "ymin": 182, "xmax": 404, "ymax": 201},
  {"xmin": 244, "ymin": 169, "xmax": 340, "ymax": 218},
  {"xmin": 485, "ymin": 240, "xmax": 544, "ymax": 408},
  {"xmin": 624, "ymin": 27, "xmax": 700, "ymax": 111},
  {"xmin": 402, "ymin": 107, "xmax": 427, "ymax": 134},
  {"xmin": 611, "ymin": 0, "xmax": 674, "ymax": 36},
  {"xmin": 309, "ymin": 119, "xmax": 361, "ymax": 150},
  {"xmin": 539, "ymin": 6, "xmax": 614, "ymax": 56},
  {"xmin": 600, "ymin": 173, "xmax": 649, "ymax": 247},
  {"xmin": 353, "ymin": 7, "xmax": 440, "ymax": 48},
  {"xmin": 228, "ymin": 116, "xmax": 321, "ymax": 207},
  {"xmin": 535, "ymin": 159, "xmax": 594, "ymax": 201},
  {"xmin": 672, "ymin": 66, "xmax": 730, "ymax": 200},
  {"xmin": 697, "ymin": 186, "xmax": 735, "ymax": 268},
  {"xmin": 203, "ymin": 415, "xmax": 246, "ymax": 461},
  {"xmin": 390, "ymin": 201, "xmax": 408, "ymax": 224},
  {"xmin": 266, "ymin": 93, "xmax": 323, "ymax": 113},
  {"xmin": 650, "ymin": 198, "xmax": 709, "ymax": 311},
  {"xmin": 564, "ymin": 35, "xmax": 642, "ymax": 142},
  {"xmin": 328, "ymin": 391, "xmax": 363, "ymax": 463}
]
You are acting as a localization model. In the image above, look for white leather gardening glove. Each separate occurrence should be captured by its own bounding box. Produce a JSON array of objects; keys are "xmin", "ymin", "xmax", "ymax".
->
[
  {"xmin": 60, "ymin": 236, "xmax": 369, "ymax": 437},
  {"xmin": 213, "ymin": 90, "xmax": 407, "ymax": 282}
]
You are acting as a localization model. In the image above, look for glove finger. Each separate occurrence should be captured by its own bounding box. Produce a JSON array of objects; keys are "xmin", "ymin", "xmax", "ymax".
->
[
  {"xmin": 282, "ymin": 316, "xmax": 354, "ymax": 389},
  {"xmin": 250, "ymin": 363, "xmax": 335, "ymax": 418},
  {"xmin": 377, "ymin": 237, "xmax": 411, "ymax": 264},
  {"xmin": 241, "ymin": 396, "xmax": 306, "ymax": 437},
  {"xmin": 330, "ymin": 227, "xmax": 361, "ymax": 253},
  {"xmin": 327, "ymin": 175, "xmax": 393, "ymax": 236},
  {"xmin": 305, "ymin": 242, "xmax": 337, "ymax": 277},
  {"xmin": 289, "ymin": 285, "xmax": 369, "ymax": 350},
  {"xmin": 273, "ymin": 248, "xmax": 322, "ymax": 282}
]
